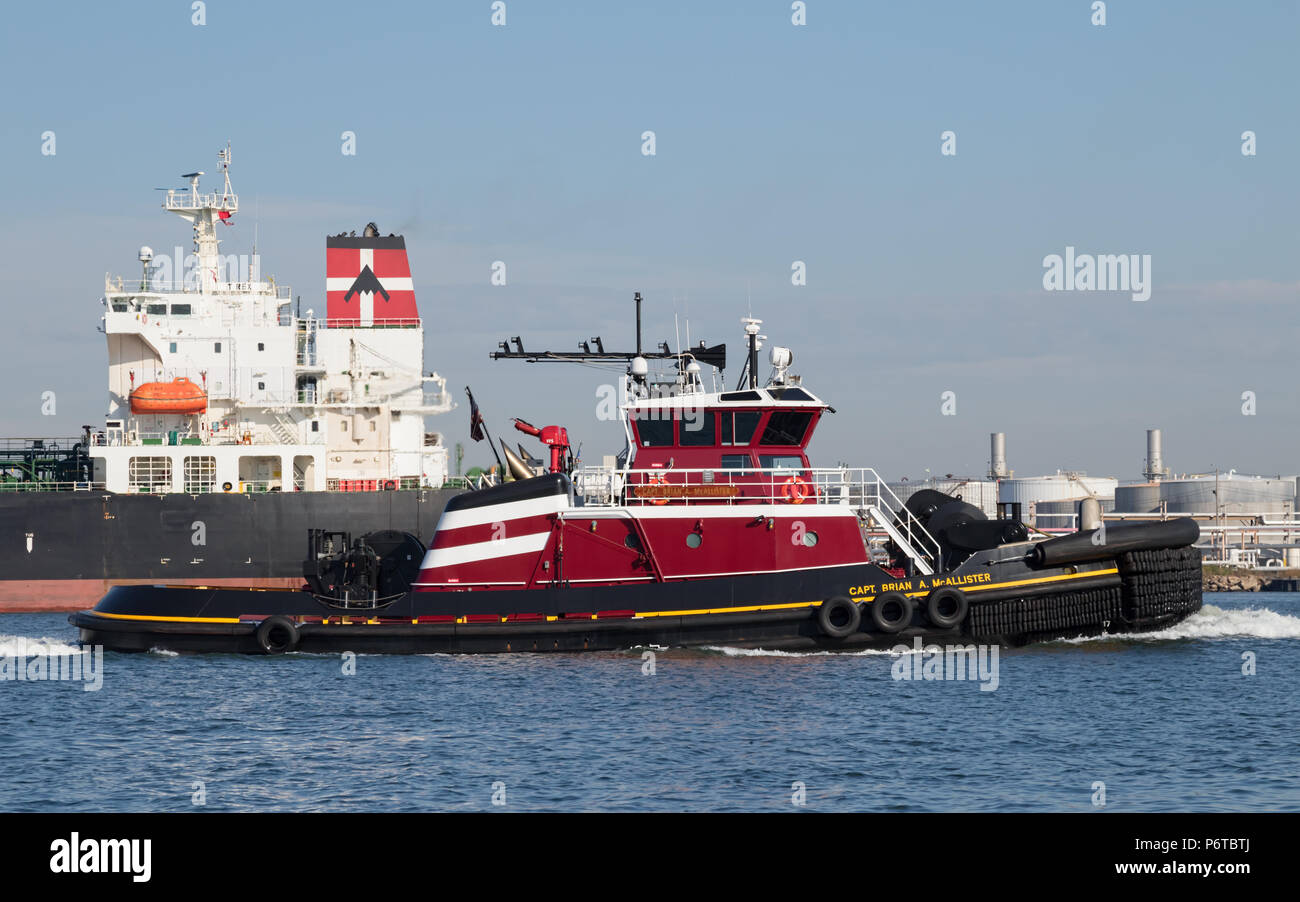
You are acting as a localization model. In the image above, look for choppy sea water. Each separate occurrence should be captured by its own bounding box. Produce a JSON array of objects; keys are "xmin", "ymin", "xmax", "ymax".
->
[{"xmin": 1, "ymin": 592, "xmax": 1296, "ymax": 812}]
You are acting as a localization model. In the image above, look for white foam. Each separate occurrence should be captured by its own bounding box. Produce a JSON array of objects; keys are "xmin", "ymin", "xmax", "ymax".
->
[
  {"xmin": 0, "ymin": 635, "xmax": 85, "ymax": 657},
  {"xmin": 1064, "ymin": 604, "xmax": 1300, "ymax": 643},
  {"xmin": 704, "ymin": 645, "xmax": 896, "ymax": 658}
]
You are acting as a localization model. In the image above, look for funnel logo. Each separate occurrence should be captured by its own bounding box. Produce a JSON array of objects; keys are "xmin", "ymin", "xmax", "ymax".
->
[
  {"xmin": 326, "ymin": 234, "xmax": 417, "ymax": 326},
  {"xmin": 344, "ymin": 265, "xmax": 390, "ymax": 304}
]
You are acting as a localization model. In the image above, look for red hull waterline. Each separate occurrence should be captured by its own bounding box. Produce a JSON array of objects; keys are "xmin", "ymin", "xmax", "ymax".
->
[{"xmin": 1, "ymin": 577, "xmax": 306, "ymax": 613}]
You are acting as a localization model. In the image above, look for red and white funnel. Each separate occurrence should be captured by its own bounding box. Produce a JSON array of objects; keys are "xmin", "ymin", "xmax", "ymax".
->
[{"xmin": 325, "ymin": 228, "xmax": 418, "ymax": 327}]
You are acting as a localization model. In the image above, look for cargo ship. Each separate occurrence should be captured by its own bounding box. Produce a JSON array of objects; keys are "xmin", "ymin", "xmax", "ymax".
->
[
  {"xmin": 2, "ymin": 146, "xmax": 462, "ymax": 610},
  {"xmin": 71, "ymin": 304, "xmax": 1204, "ymax": 654}
]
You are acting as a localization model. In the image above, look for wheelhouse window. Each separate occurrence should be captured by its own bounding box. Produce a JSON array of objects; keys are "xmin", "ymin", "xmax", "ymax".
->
[
  {"xmin": 721, "ymin": 411, "xmax": 761, "ymax": 445},
  {"xmin": 146, "ymin": 304, "xmax": 167, "ymax": 316},
  {"xmin": 720, "ymin": 453, "xmax": 751, "ymax": 474},
  {"xmin": 767, "ymin": 387, "xmax": 814, "ymax": 402},
  {"xmin": 678, "ymin": 409, "xmax": 715, "ymax": 446},
  {"xmin": 759, "ymin": 454, "xmax": 805, "ymax": 470},
  {"xmin": 760, "ymin": 411, "xmax": 813, "ymax": 446},
  {"xmin": 633, "ymin": 415, "xmax": 673, "ymax": 447},
  {"xmin": 170, "ymin": 304, "xmax": 192, "ymax": 315}
]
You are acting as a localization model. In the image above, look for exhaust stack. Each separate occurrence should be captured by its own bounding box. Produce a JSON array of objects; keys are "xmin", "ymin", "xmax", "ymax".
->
[
  {"xmin": 1144, "ymin": 428, "xmax": 1165, "ymax": 482},
  {"xmin": 989, "ymin": 432, "xmax": 1009, "ymax": 479},
  {"xmin": 325, "ymin": 224, "xmax": 418, "ymax": 327}
]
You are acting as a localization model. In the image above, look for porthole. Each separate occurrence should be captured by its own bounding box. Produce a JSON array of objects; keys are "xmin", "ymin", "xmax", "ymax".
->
[
  {"xmin": 685, "ymin": 533, "xmax": 703, "ymax": 549},
  {"xmin": 624, "ymin": 533, "xmax": 641, "ymax": 550},
  {"xmin": 803, "ymin": 531, "xmax": 819, "ymax": 547}
]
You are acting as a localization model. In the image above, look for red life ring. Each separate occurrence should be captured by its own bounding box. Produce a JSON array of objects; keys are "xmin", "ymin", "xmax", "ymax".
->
[
  {"xmin": 781, "ymin": 476, "xmax": 810, "ymax": 504},
  {"xmin": 648, "ymin": 474, "xmax": 668, "ymax": 505}
]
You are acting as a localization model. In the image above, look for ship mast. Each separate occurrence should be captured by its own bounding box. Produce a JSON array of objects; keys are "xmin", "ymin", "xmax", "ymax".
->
[{"xmin": 162, "ymin": 142, "xmax": 238, "ymax": 293}]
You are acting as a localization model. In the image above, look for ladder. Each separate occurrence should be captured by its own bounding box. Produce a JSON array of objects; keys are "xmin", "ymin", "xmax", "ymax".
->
[
  {"xmin": 269, "ymin": 411, "xmax": 298, "ymax": 444},
  {"xmin": 866, "ymin": 505, "xmax": 937, "ymax": 576}
]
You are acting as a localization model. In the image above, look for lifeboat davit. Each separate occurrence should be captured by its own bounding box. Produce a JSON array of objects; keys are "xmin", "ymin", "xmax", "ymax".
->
[{"xmin": 130, "ymin": 377, "xmax": 207, "ymax": 415}]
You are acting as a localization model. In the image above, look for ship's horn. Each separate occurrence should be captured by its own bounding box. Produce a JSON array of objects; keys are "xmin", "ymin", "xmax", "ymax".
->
[{"xmin": 501, "ymin": 440, "xmax": 534, "ymax": 481}]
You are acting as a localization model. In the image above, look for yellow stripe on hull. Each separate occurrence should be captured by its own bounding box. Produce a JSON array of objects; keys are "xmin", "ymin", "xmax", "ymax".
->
[{"xmin": 83, "ymin": 567, "xmax": 1119, "ymax": 627}]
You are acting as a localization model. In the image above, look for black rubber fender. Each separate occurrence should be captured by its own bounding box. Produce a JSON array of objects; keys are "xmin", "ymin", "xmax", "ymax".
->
[
  {"xmin": 870, "ymin": 591, "xmax": 914, "ymax": 634},
  {"xmin": 816, "ymin": 596, "xmax": 861, "ymax": 639},
  {"xmin": 925, "ymin": 587, "xmax": 968, "ymax": 629},
  {"xmin": 255, "ymin": 616, "xmax": 299, "ymax": 654}
]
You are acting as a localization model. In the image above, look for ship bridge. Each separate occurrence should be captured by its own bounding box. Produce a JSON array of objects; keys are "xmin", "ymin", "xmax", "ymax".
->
[{"xmin": 90, "ymin": 146, "xmax": 455, "ymax": 496}]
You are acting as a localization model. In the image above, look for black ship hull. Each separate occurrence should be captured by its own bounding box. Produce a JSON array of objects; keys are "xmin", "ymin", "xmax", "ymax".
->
[
  {"xmin": 0, "ymin": 488, "xmax": 461, "ymax": 611},
  {"xmin": 70, "ymin": 541, "xmax": 1204, "ymax": 655}
]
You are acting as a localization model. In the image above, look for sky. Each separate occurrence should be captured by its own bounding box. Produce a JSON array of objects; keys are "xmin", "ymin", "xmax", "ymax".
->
[{"xmin": 0, "ymin": 0, "xmax": 1296, "ymax": 482}]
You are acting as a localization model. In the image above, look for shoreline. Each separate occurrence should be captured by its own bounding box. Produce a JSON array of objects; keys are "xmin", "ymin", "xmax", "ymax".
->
[{"xmin": 1202, "ymin": 567, "xmax": 1300, "ymax": 593}]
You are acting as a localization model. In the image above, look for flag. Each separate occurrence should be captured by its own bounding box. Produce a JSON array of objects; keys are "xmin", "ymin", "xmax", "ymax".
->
[
  {"xmin": 466, "ymin": 387, "xmax": 486, "ymax": 442},
  {"xmin": 218, "ymin": 210, "xmax": 234, "ymax": 226}
]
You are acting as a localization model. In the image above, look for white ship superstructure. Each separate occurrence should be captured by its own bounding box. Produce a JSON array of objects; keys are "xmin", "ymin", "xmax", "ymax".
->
[{"xmin": 92, "ymin": 146, "xmax": 454, "ymax": 494}]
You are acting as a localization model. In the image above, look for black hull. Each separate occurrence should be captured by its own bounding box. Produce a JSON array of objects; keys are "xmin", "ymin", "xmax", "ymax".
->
[
  {"xmin": 70, "ymin": 545, "xmax": 1204, "ymax": 655},
  {"xmin": 0, "ymin": 488, "xmax": 461, "ymax": 609}
]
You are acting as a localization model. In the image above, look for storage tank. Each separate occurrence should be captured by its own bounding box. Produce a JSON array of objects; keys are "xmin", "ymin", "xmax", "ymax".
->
[
  {"xmin": 1159, "ymin": 474, "xmax": 1296, "ymax": 515},
  {"xmin": 1034, "ymin": 497, "xmax": 1117, "ymax": 530},
  {"xmin": 997, "ymin": 473, "xmax": 1119, "ymax": 528},
  {"xmin": 889, "ymin": 478, "xmax": 998, "ymax": 518},
  {"xmin": 1115, "ymin": 482, "xmax": 1162, "ymax": 514},
  {"xmin": 997, "ymin": 472, "xmax": 1119, "ymax": 505}
]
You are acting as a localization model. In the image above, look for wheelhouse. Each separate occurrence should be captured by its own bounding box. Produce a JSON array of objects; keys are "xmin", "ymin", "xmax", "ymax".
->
[{"xmin": 619, "ymin": 386, "xmax": 828, "ymax": 504}]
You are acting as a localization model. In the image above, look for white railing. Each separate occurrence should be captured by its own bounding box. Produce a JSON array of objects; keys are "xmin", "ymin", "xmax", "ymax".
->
[
  {"xmin": 165, "ymin": 190, "xmax": 237, "ymax": 210},
  {"xmin": 105, "ymin": 278, "xmax": 290, "ymax": 298},
  {"xmin": 91, "ymin": 430, "xmax": 324, "ymax": 448},
  {"xmin": 0, "ymin": 481, "xmax": 105, "ymax": 493},
  {"xmin": 572, "ymin": 465, "xmax": 941, "ymax": 571},
  {"xmin": 321, "ymin": 317, "xmax": 421, "ymax": 329}
]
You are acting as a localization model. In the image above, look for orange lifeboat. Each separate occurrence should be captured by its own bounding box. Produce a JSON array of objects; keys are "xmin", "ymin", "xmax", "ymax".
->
[{"xmin": 130, "ymin": 377, "xmax": 208, "ymax": 415}]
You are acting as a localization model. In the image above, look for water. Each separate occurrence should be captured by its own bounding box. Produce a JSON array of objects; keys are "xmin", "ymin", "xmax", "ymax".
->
[{"xmin": 2, "ymin": 593, "xmax": 1297, "ymax": 812}]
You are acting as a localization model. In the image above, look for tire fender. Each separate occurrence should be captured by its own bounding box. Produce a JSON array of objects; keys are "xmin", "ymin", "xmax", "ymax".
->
[
  {"xmin": 870, "ymin": 591, "xmax": 914, "ymax": 634},
  {"xmin": 925, "ymin": 587, "xmax": 969, "ymax": 629},
  {"xmin": 256, "ymin": 616, "xmax": 299, "ymax": 655},
  {"xmin": 816, "ymin": 595, "xmax": 860, "ymax": 639}
]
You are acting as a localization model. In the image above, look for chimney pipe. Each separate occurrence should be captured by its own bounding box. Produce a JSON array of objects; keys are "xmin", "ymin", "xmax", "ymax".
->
[
  {"xmin": 1145, "ymin": 428, "xmax": 1164, "ymax": 482},
  {"xmin": 989, "ymin": 432, "xmax": 1008, "ymax": 479}
]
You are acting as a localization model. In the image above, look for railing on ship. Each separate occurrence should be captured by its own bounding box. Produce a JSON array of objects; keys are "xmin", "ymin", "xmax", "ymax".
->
[
  {"xmin": 572, "ymin": 465, "xmax": 942, "ymax": 570},
  {"xmin": 105, "ymin": 278, "xmax": 292, "ymax": 299},
  {"xmin": 90, "ymin": 431, "xmax": 326, "ymax": 448},
  {"xmin": 0, "ymin": 481, "xmax": 105, "ymax": 492},
  {"xmin": 319, "ymin": 317, "xmax": 421, "ymax": 329}
]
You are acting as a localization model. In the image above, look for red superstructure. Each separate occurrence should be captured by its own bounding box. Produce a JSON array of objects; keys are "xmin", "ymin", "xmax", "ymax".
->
[{"xmin": 413, "ymin": 312, "xmax": 920, "ymax": 594}]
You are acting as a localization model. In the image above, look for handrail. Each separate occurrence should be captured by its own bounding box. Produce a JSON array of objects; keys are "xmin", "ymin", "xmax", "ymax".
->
[
  {"xmin": 0, "ymin": 481, "xmax": 106, "ymax": 492},
  {"xmin": 572, "ymin": 464, "xmax": 942, "ymax": 571}
]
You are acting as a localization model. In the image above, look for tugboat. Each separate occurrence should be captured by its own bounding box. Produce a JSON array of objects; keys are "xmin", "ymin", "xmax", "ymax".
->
[{"xmin": 71, "ymin": 298, "xmax": 1203, "ymax": 654}]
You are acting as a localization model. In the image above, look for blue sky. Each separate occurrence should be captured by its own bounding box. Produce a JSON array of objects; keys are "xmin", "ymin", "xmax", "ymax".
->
[{"xmin": 1, "ymin": 1, "xmax": 1296, "ymax": 480}]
